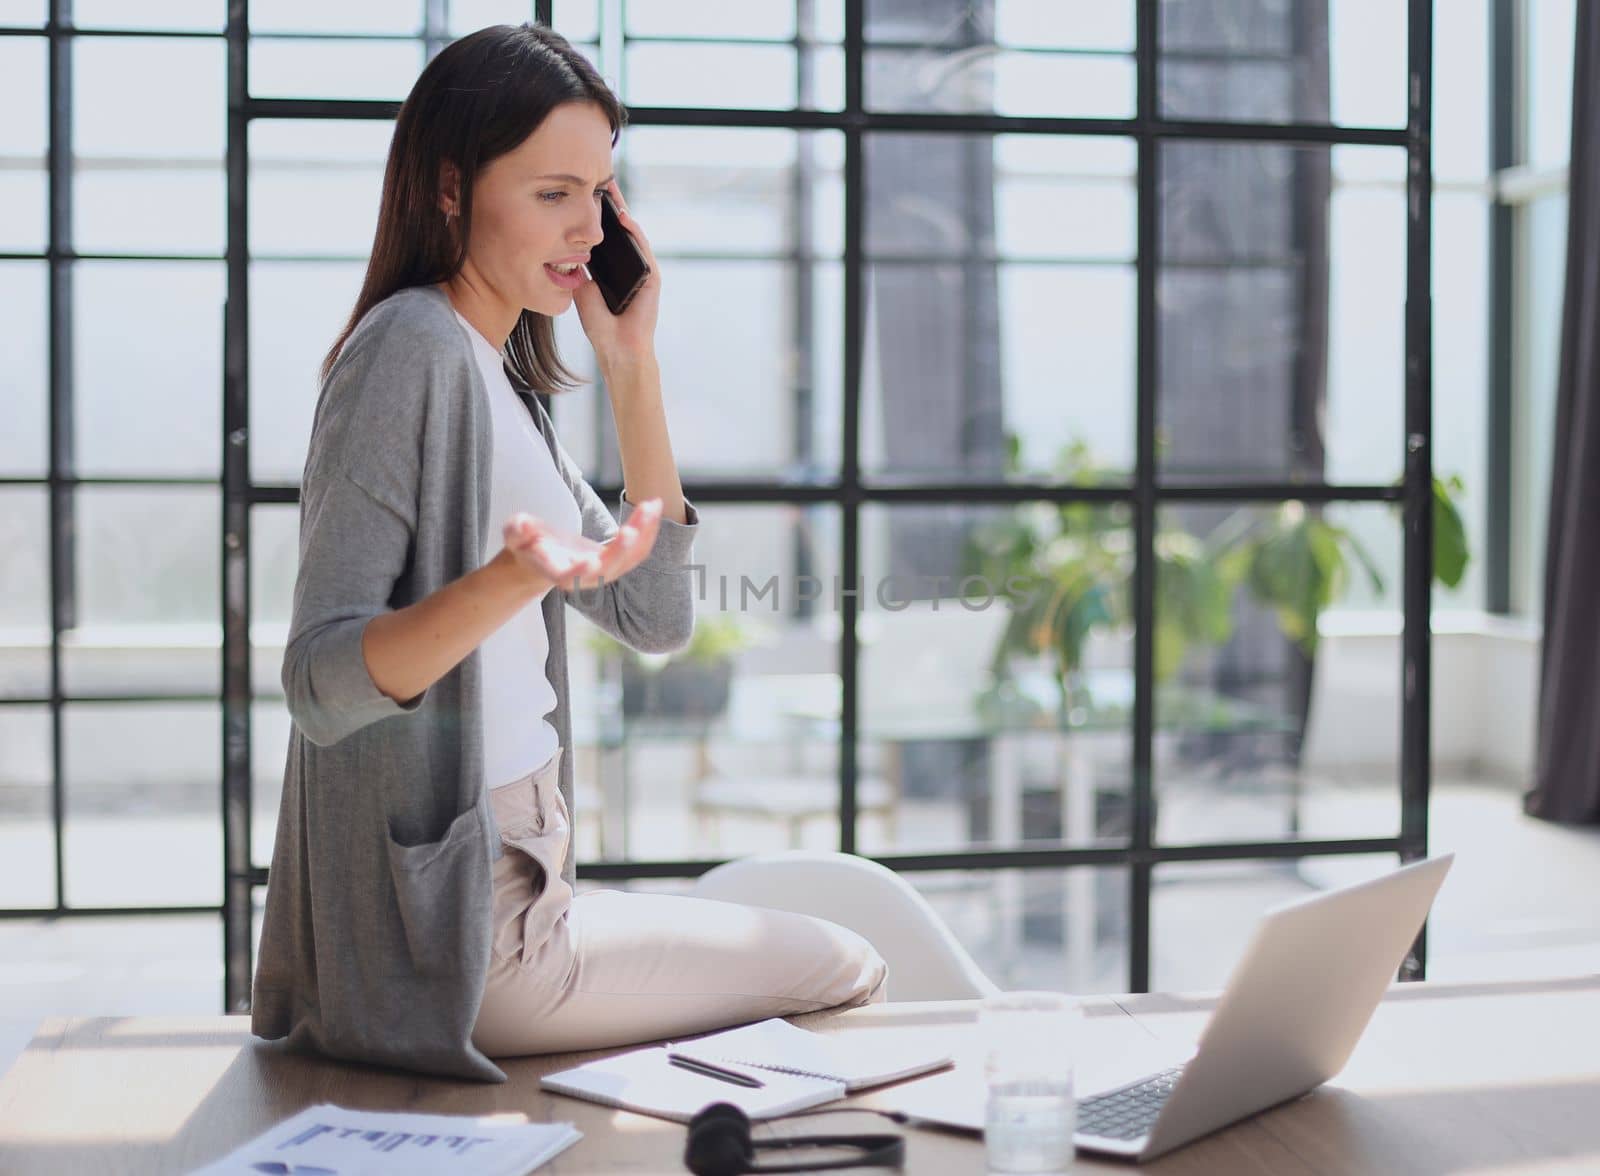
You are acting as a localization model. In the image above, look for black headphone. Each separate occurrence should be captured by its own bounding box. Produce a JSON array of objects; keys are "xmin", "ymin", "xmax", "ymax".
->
[{"xmin": 683, "ymin": 1102, "xmax": 906, "ymax": 1175}]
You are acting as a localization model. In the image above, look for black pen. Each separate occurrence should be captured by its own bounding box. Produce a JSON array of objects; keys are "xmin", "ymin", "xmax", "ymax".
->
[{"xmin": 667, "ymin": 1052, "xmax": 766, "ymax": 1089}]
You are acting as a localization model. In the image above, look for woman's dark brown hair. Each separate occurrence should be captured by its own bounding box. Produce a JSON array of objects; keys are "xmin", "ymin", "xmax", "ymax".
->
[{"xmin": 321, "ymin": 22, "xmax": 625, "ymax": 393}]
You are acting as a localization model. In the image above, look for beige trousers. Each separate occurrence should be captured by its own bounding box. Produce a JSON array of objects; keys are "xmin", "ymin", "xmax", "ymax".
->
[{"xmin": 471, "ymin": 747, "xmax": 888, "ymax": 1058}]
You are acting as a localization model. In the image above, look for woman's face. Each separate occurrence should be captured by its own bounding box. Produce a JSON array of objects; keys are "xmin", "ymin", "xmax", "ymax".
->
[{"xmin": 461, "ymin": 100, "xmax": 614, "ymax": 318}]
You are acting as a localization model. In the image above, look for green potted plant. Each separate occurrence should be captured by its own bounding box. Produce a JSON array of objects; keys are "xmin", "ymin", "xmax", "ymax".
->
[
  {"xmin": 585, "ymin": 613, "xmax": 766, "ymax": 721},
  {"xmin": 1211, "ymin": 474, "xmax": 1471, "ymax": 657},
  {"xmin": 961, "ymin": 438, "xmax": 1235, "ymax": 724},
  {"xmin": 962, "ymin": 437, "xmax": 1471, "ymax": 717}
]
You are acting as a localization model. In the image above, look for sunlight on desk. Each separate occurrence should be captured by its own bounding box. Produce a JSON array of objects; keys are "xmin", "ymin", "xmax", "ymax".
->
[
  {"xmin": 1462, "ymin": 1158, "xmax": 1600, "ymax": 1175},
  {"xmin": 604, "ymin": 1110, "xmax": 672, "ymax": 1134},
  {"xmin": 3, "ymin": 1019, "xmax": 239, "ymax": 1144}
]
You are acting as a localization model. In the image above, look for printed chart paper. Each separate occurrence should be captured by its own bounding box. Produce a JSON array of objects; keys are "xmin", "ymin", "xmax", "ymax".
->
[{"xmin": 187, "ymin": 1103, "xmax": 581, "ymax": 1175}]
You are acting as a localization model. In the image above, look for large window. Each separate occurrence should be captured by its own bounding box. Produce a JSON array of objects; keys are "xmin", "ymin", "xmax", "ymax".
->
[{"xmin": 2, "ymin": 1, "xmax": 1450, "ymax": 1010}]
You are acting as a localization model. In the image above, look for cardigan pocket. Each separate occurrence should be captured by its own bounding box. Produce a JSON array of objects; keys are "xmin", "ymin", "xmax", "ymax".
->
[{"xmin": 384, "ymin": 801, "xmax": 483, "ymax": 977}]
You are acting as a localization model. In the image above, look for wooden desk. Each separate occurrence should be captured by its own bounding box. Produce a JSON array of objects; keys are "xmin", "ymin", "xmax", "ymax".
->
[{"xmin": 1, "ymin": 976, "xmax": 1597, "ymax": 1174}]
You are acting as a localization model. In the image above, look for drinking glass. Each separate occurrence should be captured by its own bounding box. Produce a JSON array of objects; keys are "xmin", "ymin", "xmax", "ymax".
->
[{"xmin": 980, "ymin": 990, "xmax": 1081, "ymax": 1173}]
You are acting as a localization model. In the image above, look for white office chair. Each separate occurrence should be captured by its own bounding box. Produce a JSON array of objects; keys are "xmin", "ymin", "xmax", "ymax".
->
[{"xmin": 690, "ymin": 851, "xmax": 1001, "ymax": 1002}]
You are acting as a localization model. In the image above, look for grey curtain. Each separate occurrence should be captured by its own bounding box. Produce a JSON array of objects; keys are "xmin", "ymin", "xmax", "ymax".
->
[
  {"xmin": 1159, "ymin": 0, "xmax": 1332, "ymax": 781},
  {"xmin": 864, "ymin": 0, "xmax": 1003, "ymax": 822},
  {"xmin": 867, "ymin": 0, "xmax": 1005, "ymax": 576},
  {"xmin": 1525, "ymin": 0, "xmax": 1600, "ymax": 825}
]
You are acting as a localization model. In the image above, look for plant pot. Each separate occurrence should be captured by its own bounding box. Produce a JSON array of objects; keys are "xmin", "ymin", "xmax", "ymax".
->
[{"xmin": 620, "ymin": 658, "xmax": 733, "ymax": 720}]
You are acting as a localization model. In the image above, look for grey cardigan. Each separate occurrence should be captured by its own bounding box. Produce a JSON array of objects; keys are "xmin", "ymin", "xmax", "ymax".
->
[{"xmin": 251, "ymin": 282, "xmax": 699, "ymax": 1082}]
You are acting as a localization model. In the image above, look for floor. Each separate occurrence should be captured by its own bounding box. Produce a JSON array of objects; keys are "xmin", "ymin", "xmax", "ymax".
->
[{"xmin": 1, "ymin": 773, "xmax": 1597, "ymax": 1079}]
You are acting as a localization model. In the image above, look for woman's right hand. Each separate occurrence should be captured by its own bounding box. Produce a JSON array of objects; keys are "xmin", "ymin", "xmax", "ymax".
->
[{"xmin": 501, "ymin": 498, "xmax": 663, "ymax": 594}]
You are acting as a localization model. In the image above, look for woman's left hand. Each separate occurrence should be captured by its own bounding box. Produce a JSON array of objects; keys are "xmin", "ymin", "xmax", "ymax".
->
[{"xmin": 574, "ymin": 179, "xmax": 661, "ymax": 371}]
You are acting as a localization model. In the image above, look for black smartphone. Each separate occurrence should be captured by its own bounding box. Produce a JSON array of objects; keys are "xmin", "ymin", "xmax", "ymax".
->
[{"xmin": 587, "ymin": 190, "xmax": 651, "ymax": 315}]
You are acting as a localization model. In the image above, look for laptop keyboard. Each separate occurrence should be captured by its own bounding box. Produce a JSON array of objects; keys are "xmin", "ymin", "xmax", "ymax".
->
[{"xmin": 1077, "ymin": 1066, "xmax": 1186, "ymax": 1140}]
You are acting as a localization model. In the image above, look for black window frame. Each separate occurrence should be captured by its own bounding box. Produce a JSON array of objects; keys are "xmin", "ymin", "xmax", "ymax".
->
[{"xmin": 0, "ymin": 0, "xmax": 1437, "ymax": 1015}]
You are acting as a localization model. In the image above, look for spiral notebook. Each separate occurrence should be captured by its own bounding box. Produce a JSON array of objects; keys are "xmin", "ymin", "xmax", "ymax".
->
[
  {"xmin": 669, "ymin": 1017, "xmax": 952, "ymax": 1093},
  {"xmin": 539, "ymin": 1018, "xmax": 951, "ymax": 1124},
  {"xmin": 540, "ymin": 1043, "xmax": 846, "ymax": 1123}
]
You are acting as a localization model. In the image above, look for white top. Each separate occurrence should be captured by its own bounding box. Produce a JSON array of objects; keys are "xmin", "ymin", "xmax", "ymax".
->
[{"xmin": 453, "ymin": 309, "xmax": 582, "ymax": 790}]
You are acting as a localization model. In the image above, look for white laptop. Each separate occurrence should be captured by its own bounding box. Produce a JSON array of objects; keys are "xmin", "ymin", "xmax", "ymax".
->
[{"xmin": 894, "ymin": 854, "xmax": 1454, "ymax": 1162}]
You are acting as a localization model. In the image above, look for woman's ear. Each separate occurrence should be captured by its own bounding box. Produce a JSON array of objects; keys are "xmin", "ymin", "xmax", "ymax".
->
[{"xmin": 437, "ymin": 159, "xmax": 461, "ymax": 218}]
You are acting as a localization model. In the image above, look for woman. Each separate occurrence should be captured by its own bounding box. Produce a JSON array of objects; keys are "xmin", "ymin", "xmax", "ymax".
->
[{"xmin": 252, "ymin": 23, "xmax": 885, "ymax": 1083}]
